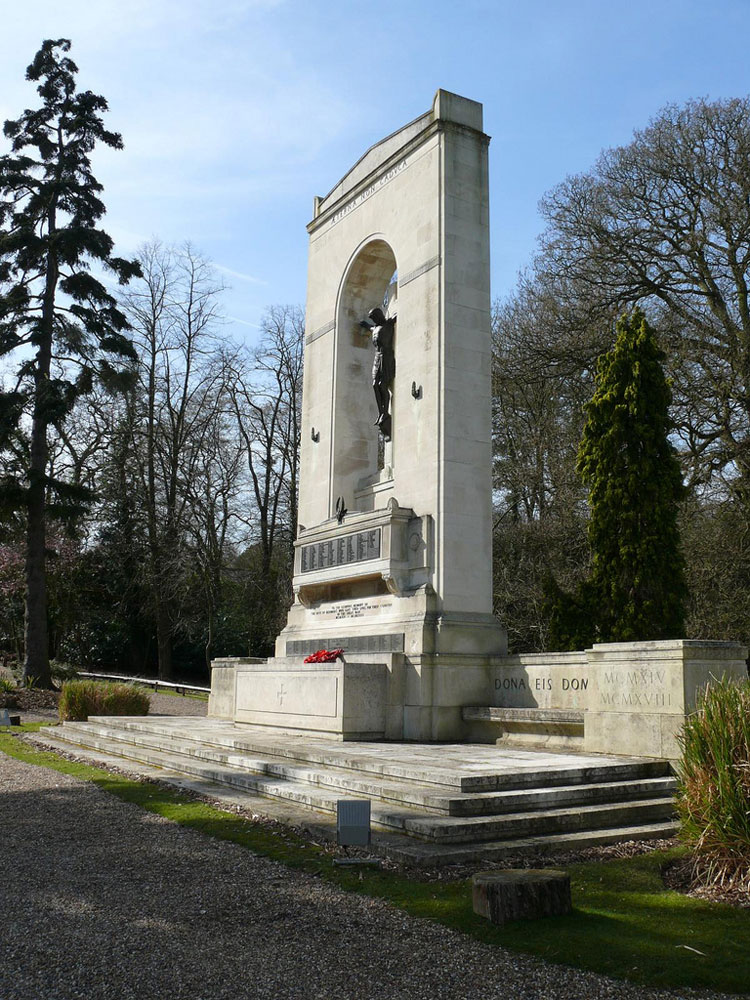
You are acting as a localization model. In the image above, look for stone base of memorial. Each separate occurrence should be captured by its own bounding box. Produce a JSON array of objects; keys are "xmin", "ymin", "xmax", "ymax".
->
[
  {"xmin": 251, "ymin": 500, "xmax": 505, "ymax": 742},
  {"xmin": 467, "ymin": 639, "xmax": 749, "ymax": 760},
  {"xmin": 212, "ymin": 638, "xmax": 748, "ymax": 756},
  {"xmin": 214, "ymin": 658, "xmax": 387, "ymax": 740},
  {"xmin": 583, "ymin": 640, "xmax": 748, "ymax": 759}
]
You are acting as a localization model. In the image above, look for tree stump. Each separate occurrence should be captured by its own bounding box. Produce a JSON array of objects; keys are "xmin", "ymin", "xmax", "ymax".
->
[{"xmin": 472, "ymin": 869, "xmax": 571, "ymax": 926}]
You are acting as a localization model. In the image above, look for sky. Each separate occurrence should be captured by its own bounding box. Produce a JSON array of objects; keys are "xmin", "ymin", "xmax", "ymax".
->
[{"xmin": 2, "ymin": 0, "xmax": 749, "ymax": 346}]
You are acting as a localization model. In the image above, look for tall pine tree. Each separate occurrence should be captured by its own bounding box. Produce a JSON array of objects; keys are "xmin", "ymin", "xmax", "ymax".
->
[
  {"xmin": 0, "ymin": 39, "xmax": 140, "ymax": 685},
  {"xmin": 576, "ymin": 308, "xmax": 687, "ymax": 642}
]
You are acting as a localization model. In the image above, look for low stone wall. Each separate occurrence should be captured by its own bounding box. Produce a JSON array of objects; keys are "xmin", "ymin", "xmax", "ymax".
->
[
  {"xmin": 491, "ymin": 652, "xmax": 590, "ymax": 712},
  {"xmin": 585, "ymin": 640, "xmax": 748, "ymax": 759},
  {"xmin": 490, "ymin": 640, "xmax": 748, "ymax": 759},
  {"xmin": 209, "ymin": 640, "xmax": 748, "ymax": 758},
  {"xmin": 209, "ymin": 656, "xmax": 389, "ymax": 740},
  {"xmin": 207, "ymin": 657, "xmax": 265, "ymax": 719}
]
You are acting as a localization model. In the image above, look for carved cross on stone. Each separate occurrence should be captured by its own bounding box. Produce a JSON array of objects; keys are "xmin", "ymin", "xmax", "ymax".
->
[{"xmin": 277, "ymin": 682, "xmax": 288, "ymax": 708}]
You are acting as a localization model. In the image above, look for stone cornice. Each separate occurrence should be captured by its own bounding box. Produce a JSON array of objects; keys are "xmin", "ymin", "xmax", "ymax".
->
[{"xmin": 307, "ymin": 119, "xmax": 490, "ymax": 236}]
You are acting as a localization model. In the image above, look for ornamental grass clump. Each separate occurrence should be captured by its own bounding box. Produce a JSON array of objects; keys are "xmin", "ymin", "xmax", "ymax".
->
[
  {"xmin": 59, "ymin": 680, "xmax": 150, "ymax": 721},
  {"xmin": 676, "ymin": 678, "xmax": 750, "ymax": 889}
]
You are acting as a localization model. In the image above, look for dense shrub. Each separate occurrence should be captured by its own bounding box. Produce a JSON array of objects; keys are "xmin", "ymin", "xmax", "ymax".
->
[
  {"xmin": 58, "ymin": 680, "xmax": 150, "ymax": 721},
  {"xmin": 676, "ymin": 678, "xmax": 750, "ymax": 889}
]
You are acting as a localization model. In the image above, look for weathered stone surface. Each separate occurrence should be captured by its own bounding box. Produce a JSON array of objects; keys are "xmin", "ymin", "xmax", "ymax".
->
[
  {"xmin": 234, "ymin": 659, "xmax": 388, "ymax": 739},
  {"xmin": 586, "ymin": 639, "xmax": 748, "ymax": 759},
  {"xmin": 482, "ymin": 639, "xmax": 748, "ymax": 759},
  {"xmin": 472, "ymin": 869, "xmax": 572, "ymax": 925},
  {"xmin": 36, "ymin": 719, "xmax": 677, "ymax": 862},
  {"xmin": 207, "ymin": 664, "xmax": 236, "ymax": 719},
  {"xmin": 208, "ymin": 658, "xmax": 264, "ymax": 719},
  {"xmin": 266, "ymin": 88, "xmax": 506, "ymax": 742}
]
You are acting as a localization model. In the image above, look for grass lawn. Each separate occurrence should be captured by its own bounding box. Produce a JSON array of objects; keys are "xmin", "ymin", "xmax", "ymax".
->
[{"xmin": 2, "ymin": 723, "xmax": 748, "ymax": 995}]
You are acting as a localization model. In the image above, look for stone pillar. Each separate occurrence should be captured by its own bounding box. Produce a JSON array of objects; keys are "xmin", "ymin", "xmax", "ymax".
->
[{"xmin": 585, "ymin": 640, "xmax": 749, "ymax": 759}]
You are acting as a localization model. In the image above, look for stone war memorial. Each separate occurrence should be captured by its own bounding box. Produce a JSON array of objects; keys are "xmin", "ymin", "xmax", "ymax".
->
[
  {"xmin": 213, "ymin": 88, "xmax": 507, "ymax": 743},
  {"xmin": 43, "ymin": 91, "xmax": 749, "ymax": 861},
  {"xmin": 210, "ymin": 88, "xmax": 747, "ymax": 760}
]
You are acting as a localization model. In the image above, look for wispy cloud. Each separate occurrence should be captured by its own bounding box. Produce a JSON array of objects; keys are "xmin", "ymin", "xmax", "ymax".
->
[
  {"xmin": 5, "ymin": 1, "xmax": 353, "ymax": 191},
  {"xmin": 227, "ymin": 315, "xmax": 261, "ymax": 329},
  {"xmin": 216, "ymin": 266, "xmax": 268, "ymax": 286}
]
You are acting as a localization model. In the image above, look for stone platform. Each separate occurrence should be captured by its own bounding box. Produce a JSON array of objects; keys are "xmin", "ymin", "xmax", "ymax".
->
[{"xmin": 35, "ymin": 717, "xmax": 677, "ymax": 865}]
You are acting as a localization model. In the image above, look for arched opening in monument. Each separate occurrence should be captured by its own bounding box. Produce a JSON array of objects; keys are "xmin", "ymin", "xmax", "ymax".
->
[{"xmin": 332, "ymin": 239, "xmax": 398, "ymax": 513}]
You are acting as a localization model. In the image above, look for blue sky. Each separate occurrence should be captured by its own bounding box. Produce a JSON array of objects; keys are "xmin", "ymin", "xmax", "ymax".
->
[{"xmin": 2, "ymin": 0, "xmax": 749, "ymax": 345}]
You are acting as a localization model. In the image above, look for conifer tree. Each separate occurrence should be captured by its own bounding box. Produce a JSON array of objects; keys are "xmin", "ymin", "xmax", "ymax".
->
[
  {"xmin": 0, "ymin": 39, "xmax": 140, "ymax": 686},
  {"xmin": 576, "ymin": 308, "xmax": 687, "ymax": 642}
]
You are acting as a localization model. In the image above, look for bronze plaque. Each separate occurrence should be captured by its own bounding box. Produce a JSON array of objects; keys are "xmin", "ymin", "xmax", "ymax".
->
[{"xmin": 301, "ymin": 528, "xmax": 381, "ymax": 573}]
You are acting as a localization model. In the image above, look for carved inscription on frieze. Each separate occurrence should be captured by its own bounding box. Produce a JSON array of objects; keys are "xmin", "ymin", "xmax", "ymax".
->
[
  {"xmin": 598, "ymin": 667, "xmax": 672, "ymax": 709},
  {"xmin": 300, "ymin": 529, "xmax": 381, "ymax": 573},
  {"xmin": 494, "ymin": 676, "xmax": 589, "ymax": 692},
  {"xmin": 329, "ymin": 159, "xmax": 408, "ymax": 227}
]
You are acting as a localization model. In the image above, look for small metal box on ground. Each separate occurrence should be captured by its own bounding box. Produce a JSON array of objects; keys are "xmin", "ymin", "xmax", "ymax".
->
[{"xmin": 337, "ymin": 799, "xmax": 371, "ymax": 847}]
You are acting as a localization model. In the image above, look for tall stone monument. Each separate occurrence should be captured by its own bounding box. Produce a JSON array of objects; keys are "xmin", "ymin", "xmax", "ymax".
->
[
  {"xmin": 217, "ymin": 90, "xmax": 506, "ymax": 741},
  {"xmin": 211, "ymin": 89, "xmax": 748, "ymax": 760}
]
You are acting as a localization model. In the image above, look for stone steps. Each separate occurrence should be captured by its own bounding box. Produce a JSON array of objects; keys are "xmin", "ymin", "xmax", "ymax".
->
[
  {"xmin": 39, "ymin": 726, "xmax": 675, "ymax": 845},
  {"xmin": 51, "ymin": 719, "xmax": 675, "ymax": 819},
  {"xmin": 380, "ymin": 821, "xmax": 679, "ymax": 865},
  {"xmin": 29, "ymin": 730, "xmax": 676, "ymax": 866},
  {"xmin": 34, "ymin": 717, "xmax": 678, "ymax": 857},
  {"xmin": 59, "ymin": 716, "xmax": 671, "ymax": 790},
  {"xmin": 462, "ymin": 705, "xmax": 586, "ymax": 752},
  {"xmin": 392, "ymin": 797, "xmax": 675, "ymax": 843},
  {"xmin": 38, "ymin": 727, "xmax": 450, "ymax": 835}
]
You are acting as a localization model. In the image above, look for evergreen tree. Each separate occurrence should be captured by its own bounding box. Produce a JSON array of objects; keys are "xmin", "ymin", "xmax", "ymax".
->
[
  {"xmin": 0, "ymin": 39, "xmax": 140, "ymax": 686},
  {"xmin": 576, "ymin": 308, "xmax": 687, "ymax": 642}
]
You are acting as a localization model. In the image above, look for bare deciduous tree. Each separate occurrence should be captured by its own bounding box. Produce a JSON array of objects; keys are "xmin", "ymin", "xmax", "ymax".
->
[
  {"xmin": 539, "ymin": 97, "xmax": 750, "ymax": 501},
  {"xmin": 122, "ymin": 241, "xmax": 227, "ymax": 680},
  {"xmin": 229, "ymin": 305, "xmax": 304, "ymax": 577},
  {"xmin": 184, "ymin": 386, "xmax": 244, "ymax": 669}
]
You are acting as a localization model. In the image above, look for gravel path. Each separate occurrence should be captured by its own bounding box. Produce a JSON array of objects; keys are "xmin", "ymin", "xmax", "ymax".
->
[
  {"xmin": 0, "ymin": 753, "xmax": 739, "ymax": 1000},
  {"xmin": 16, "ymin": 688, "xmax": 208, "ymax": 724},
  {"xmin": 143, "ymin": 690, "xmax": 209, "ymax": 717}
]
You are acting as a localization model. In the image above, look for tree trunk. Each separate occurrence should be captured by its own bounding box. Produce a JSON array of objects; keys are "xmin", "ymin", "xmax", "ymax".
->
[
  {"xmin": 204, "ymin": 602, "xmax": 214, "ymax": 673},
  {"xmin": 23, "ymin": 475, "xmax": 50, "ymax": 687},
  {"xmin": 156, "ymin": 604, "xmax": 173, "ymax": 681},
  {"xmin": 472, "ymin": 869, "xmax": 572, "ymax": 925},
  {"xmin": 23, "ymin": 216, "xmax": 57, "ymax": 690}
]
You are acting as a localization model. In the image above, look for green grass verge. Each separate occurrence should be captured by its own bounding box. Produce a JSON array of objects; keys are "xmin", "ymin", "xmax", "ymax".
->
[{"xmin": 2, "ymin": 725, "xmax": 748, "ymax": 994}]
